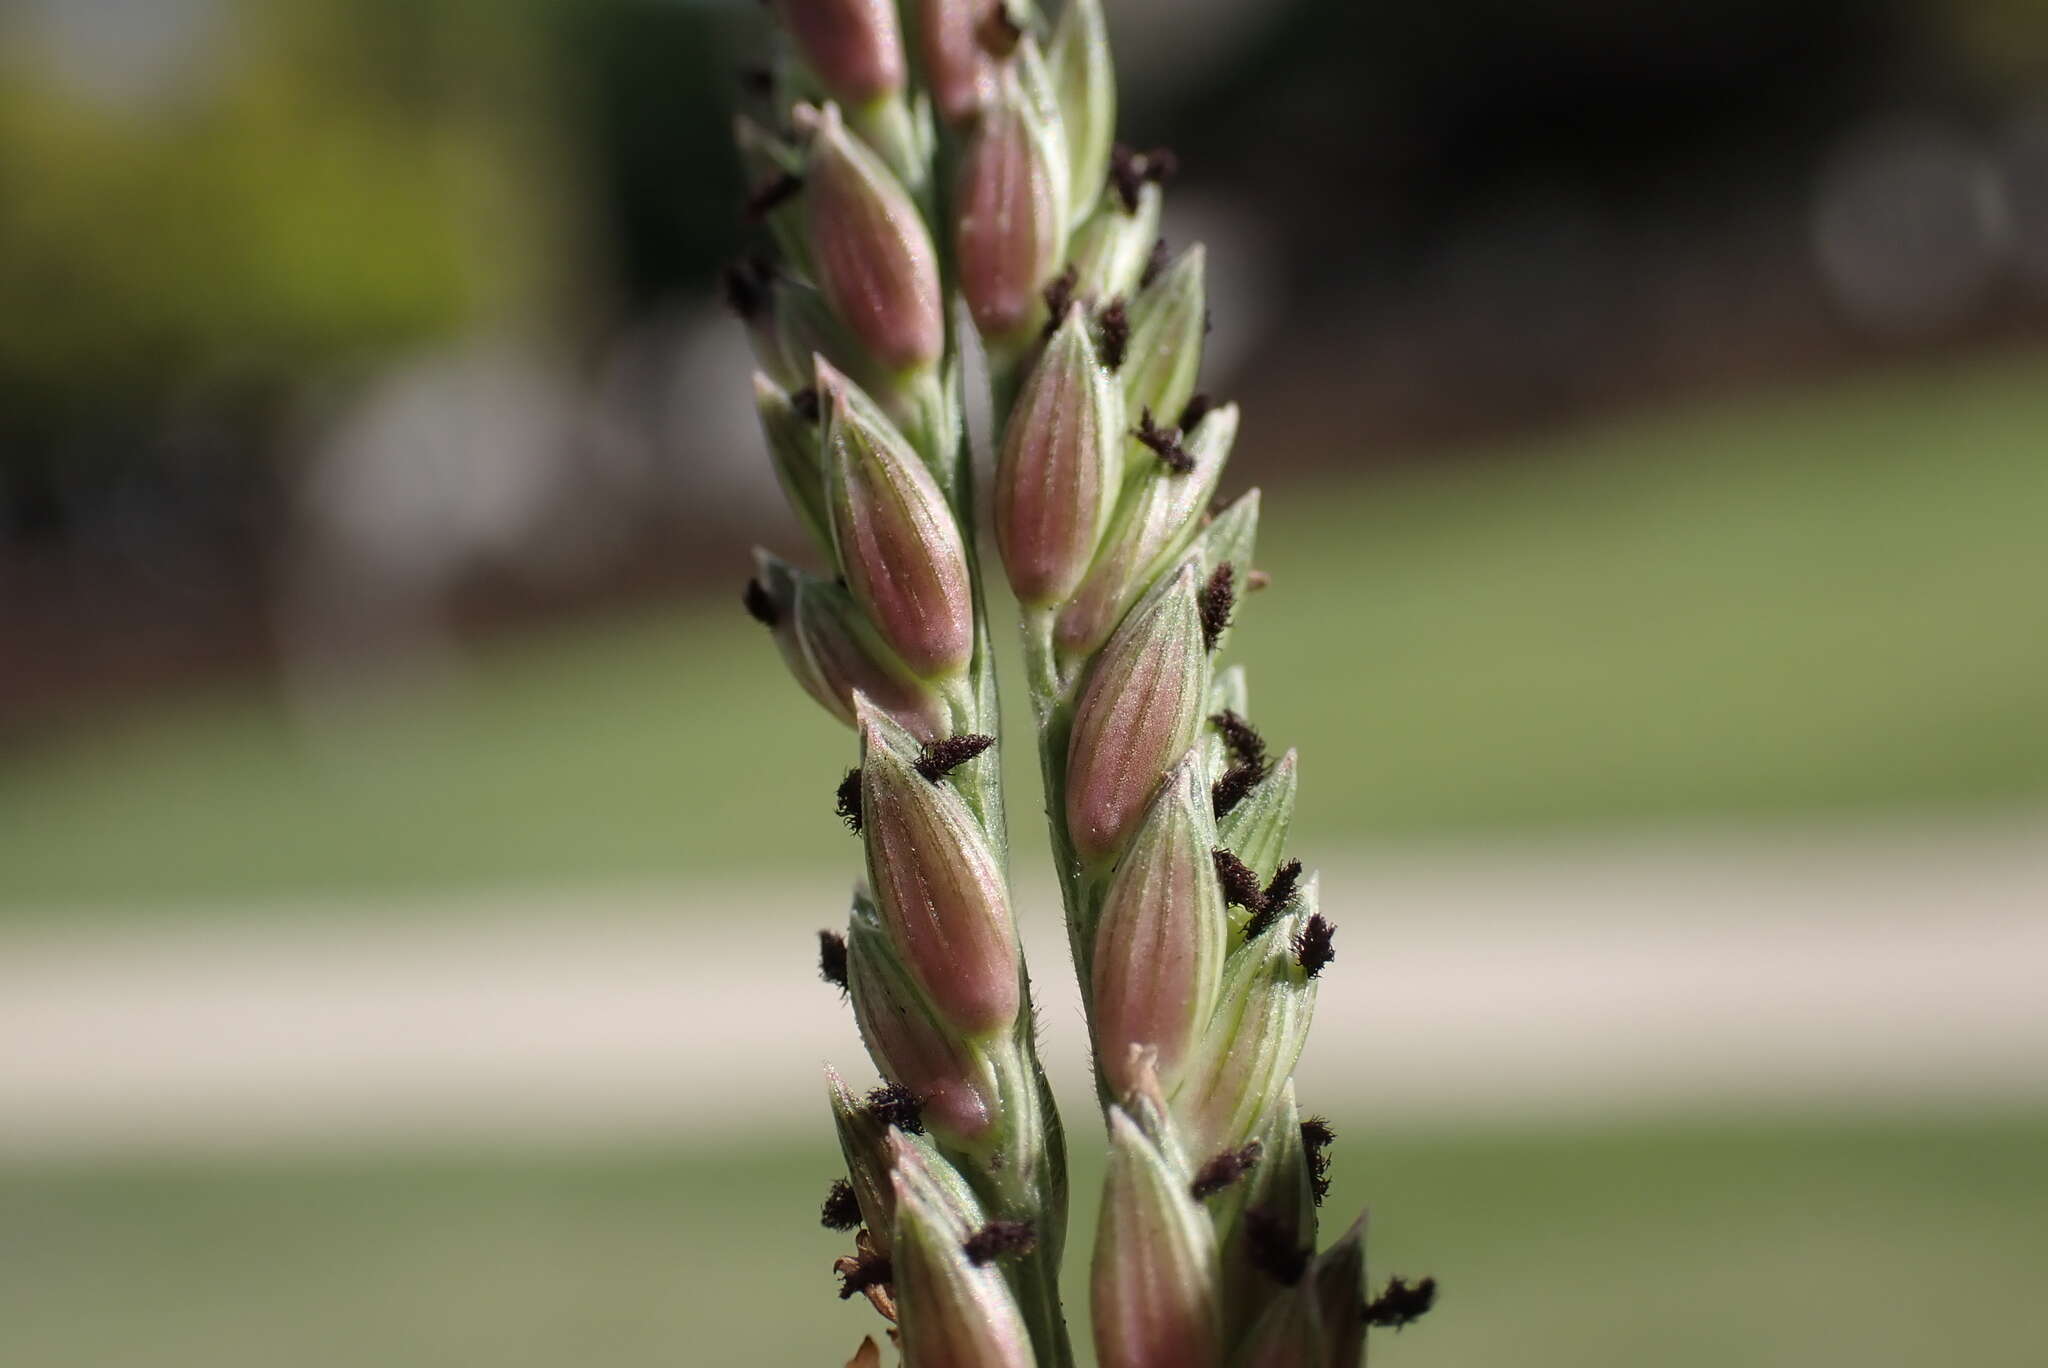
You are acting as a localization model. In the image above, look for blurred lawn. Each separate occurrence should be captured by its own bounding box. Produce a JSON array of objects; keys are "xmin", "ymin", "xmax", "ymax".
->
[
  {"xmin": 3, "ymin": 352, "xmax": 2045, "ymax": 910},
  {"xmin": 6, "ymin": 1115, "xmax": 2044, "ymax": 1367}
]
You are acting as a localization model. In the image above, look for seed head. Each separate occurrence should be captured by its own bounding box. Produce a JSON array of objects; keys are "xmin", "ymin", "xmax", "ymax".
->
[
  {"xmin": 1108, "ymin": 143, "xmax": 1178, "ymax": 213},
  {"xmin": 1211, "ymin": 762, "xmax": 1260, "ymax": 818},
  {"xmin": 1188, "ymin": 1140, "xmax": 1263, "ymax": 1200},
  {"xmin": 822, "ymin": 1176, "xmax": 863, "ymax": 1231},
  {"xmin": 1096, "ymin": 298, "xmax": 1131, "ymax": 371},
  {"xmin": 835, "ymin": 768, "xmax": 863, "ymax": 832},
  {"xmin": 742, "ymin": 577, "xmax": 779, "ymax": 627},
  {"xmin": 1179, "ymin": 877, "xmax": 1321, "ymax": 1155},
  {"xmin": 1262, "ymin": 859, "xmax": 1303, "ymax": 915},
  {"xmin": 1198, "ymin": 562, "xmax": 1236, "ymax": 651},
  {"xmin": 961, "ymin": 1219, "xmax": 1038, "ymax": 1266},
  {"xmin": 1179, "ymin": 392, "xmax": 1215, "ymax": 434},
  {"xmin": 1212, "ymin": 847, "xmax": 1265, "ymax": 915},
  {"xmin": 754, "ymin": 375, "xmax": 835, "ymax": 554},
  {"xmin": 1140, "ymin": 236, "xmax": 1170, "ymax": 290},
  {"xmin": 1210, "ymin": 709, "xmax": 1267, "ymax": 773},
  {"xmin": 1243, "ymin": 1208, "xmax": 1309, "ymax": 1286},
  {"xmin": 889, "ymin": 1160, "xmax": 1036, "ymax": 1368},
  {"xmin": 780, "ymin": 569, "xmax": 950, "ymax": 743},
  {"xmin": 837, "ymin": 1248, "xmax": 895, "ymax": 1300},
  {"xmin": 914, "ymin": 733, "xmax": 995, "ymax": 783},
  {"xmin": 1293, "ymin": 913, "xmax": 1335, "ymax": 980},
  {"xmin": 1364, "ymin": 1275, "xmax": 1439, "ymax": 1330},
  {"xmin": 975, "ymin": 3, "xmax": 1022, "ymax": 56},
  {"xmin": 863, "ymin": 1083, "xmax": 926, "ymax": 1135},
  {"xmin": 1300, "ymin": 1116, "xmax": 1334, "ymax": 1206},
  {"xmin": 743, "ymin": 171, "xmax": 804, "ymax": 222},
  {"xmin": 1133, "ymin": 408, "xmax": 1194, "ymax": 473},
  {"xmin": 819, "ymin": 929, "xmax": 851, "ymax": 991},
  {"xmin": 1042, "ymin": 266, "xmax": 1080, "ymax": 337},
  {"xmin": 721, "ymin": 256, "xmax": 777, "ymax": 321}
]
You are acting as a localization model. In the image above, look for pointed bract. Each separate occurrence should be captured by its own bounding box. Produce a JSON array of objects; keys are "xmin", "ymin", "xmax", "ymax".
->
[
  {"xmin": 802, "ymin": 103, "xmax": 944, "ymax": 373},
  {"xmin": 888, "ymin": 1127, "xmax": 991, "ymax": 1232},
  {"xmin": 847, "ymin": 893, "xmax": 997, "ymax": 1139},
  {"xmin": 786, "ymin": 565, "xmax": 949, "ymax": 741},
  {"xmin": 1230, "ymin": 1279, "xmax": 1325, "ymax": 1368},
  {"xmin": 1216, "ymin": 749, "xmax": 1297, "ymax": 886},
  {"xmin": 1196, "ymin": 489, "xmax": 1261, "ymax": 585},
  {"xmin": 1065, "ymin": 563, "xmax": 1212, "ymax": 864},
  {"xmin": 1313, "ymin": 1213, "xmax": 1369, "ymax": 1368},
  {"xmin": 755, "ymin": 553, "xmax": 944, "ymax": 744},
  {"xmin": 754, "ymin": 372, "xmax": 834, "ymax": 555},
  {"xmin": 748, "ymin": 550, "xmax": 829, "ymax": 710},
  {"xmin": 1120, "ymin": 244, "xmax": 1208, "ymax": 434},
  {"xmin": 1090, "ymin": 756, "xmax": 1227, "ymax": 1099},
  {"xmin": 1047, "ymin": 0, "xmax": 1115, "ymax": 223},
  {"xmin": 1092, "ymin": 1107, "xmax": 1223, "ymax": 1368},
  {"xmin": 859, "ymin": 701, "xmax": 1021, "ymax": 1036},
  {"xmin": 891, "ymin": 1165, "xmax": 1035, "ymax": 1368},
  {"xmin": 955, "ymin": 58, "xmax": 1070, "ymax": 341},
  {"xmin": 1056, "ymin": 402, "xmax": 1236, "ymax": 659},
  {"xmin": 774, "ymin": 277, "xmax": 886, "ymax": 399},
  {"xmin": 1175, "ymin": 878, "xmax": 1321, "ymax": 1156},
  {"xmin": 914, "ymin": 0, "xmax": 993, "ymax": 125},
  {"xmin": 1066, "ymin": 182, "xmax": 1163, "ymax": 302},
  {"xmin": 826, "ymin": 1065, "xmax": 900, "ymax": 1253},
  {"xmin": 774, "ymin": 0, "xmax": 905, "ymax": 105},
  {"xmin": 734, "ymin": 115, "xmax": 811, "ymax": 275},
  {"xmin": 822, "ymin": 362, "xmax": 975, "ymax": 679},
  {"xmin": 995, "ymin": 306, "xmax": 1122, "ymax": 606}
]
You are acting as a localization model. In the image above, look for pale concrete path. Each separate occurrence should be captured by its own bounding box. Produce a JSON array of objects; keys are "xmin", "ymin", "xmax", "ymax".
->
[{"xmin": 3, "ymin": 818, "xmax": 2044, "ymax": 1157}]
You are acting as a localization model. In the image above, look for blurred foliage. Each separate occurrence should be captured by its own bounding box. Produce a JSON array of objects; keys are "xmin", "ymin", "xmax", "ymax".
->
[
  {"xmin": 0, "ymin": 0, "xmax": 576, "ymax": 412},
  {"xmin": 3, "ymin": 352, "xmax": 2043, "ymax": 911},
  {"xmin": 1946, "ymin": 0, "xmax": 2048, "ymax": 87},
  {"xmin": 0, "ymin": 0, "xmax": 2020, "ymax": 420},
  {"xmin": 6, "ymin": 1116, "xmax": 2045, "ymax": 1366}
]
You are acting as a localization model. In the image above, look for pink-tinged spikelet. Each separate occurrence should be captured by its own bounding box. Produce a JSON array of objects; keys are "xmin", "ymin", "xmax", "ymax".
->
[
  {"xmin": 954, "ymin": 63, "xmax": 1067, "ymax": 340},
  {"xmin": 1090, "ymin": 756, "xmax": 1226, "ymax": 1099},
  {"xmin": 820, "ymin": 361, "xmax": 974, "ymax": 679},
  {"xmin": 858, "ymin": 700, "xmax": 1021, "ymax": 1036},
  {"xmin": 774, "ymin": 0, "xmax": 905, "ymax": 105},
  {"xmin": 995, "ymin": 306, "xmax": 1121, "ymax": 606},
  {"xmin": 801, "ymin": 103, "xmax": 944, "ymax": 372},
  {"xmin": 1064, "ymin": 564, "xmax": 1211, "ymax": 864}
]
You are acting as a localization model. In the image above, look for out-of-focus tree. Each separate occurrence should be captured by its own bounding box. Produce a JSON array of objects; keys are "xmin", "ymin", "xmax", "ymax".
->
[
  {"xmin": 1945, "ymin": 0, "xmax": 2048, "ymax": 88},
  {"xmin": 0, "ymin": 0, "xmax": 577, "ymax": 413}
]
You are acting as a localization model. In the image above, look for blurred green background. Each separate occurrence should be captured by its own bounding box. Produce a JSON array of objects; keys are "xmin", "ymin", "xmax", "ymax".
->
[
  {"xmin": 5, "ymin": 352, "xmax": 2047, "ymax": 910},
  {"xmin": 2, "ymin": 1, "xmax": 2045, "ymax": 1365},
  {"xmin": 12, "ymin": 1120, "xmax": 2048, "ymax": 1367}
]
